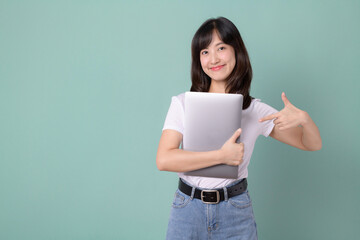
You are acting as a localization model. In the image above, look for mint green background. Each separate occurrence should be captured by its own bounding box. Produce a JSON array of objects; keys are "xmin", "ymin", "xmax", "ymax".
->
[{"xmin": 1, "ymin": 0, "xmax": 359, "ymax": 239}]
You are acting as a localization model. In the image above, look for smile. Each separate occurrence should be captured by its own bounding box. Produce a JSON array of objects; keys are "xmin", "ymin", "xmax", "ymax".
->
[{"xmin": 211, "ymin": 65, "xmax": 225, "ymax": 71}]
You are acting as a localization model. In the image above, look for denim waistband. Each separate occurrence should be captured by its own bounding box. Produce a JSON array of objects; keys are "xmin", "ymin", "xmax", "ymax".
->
[{"xmin": 180, "ymin": 178, "xmax": 246, "ymax": 191}]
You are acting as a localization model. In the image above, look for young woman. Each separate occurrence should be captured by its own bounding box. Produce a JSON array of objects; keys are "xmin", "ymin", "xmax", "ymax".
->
[{"xmin": 156, "ymin": 17, "xmax": 322, "ymax": 240}]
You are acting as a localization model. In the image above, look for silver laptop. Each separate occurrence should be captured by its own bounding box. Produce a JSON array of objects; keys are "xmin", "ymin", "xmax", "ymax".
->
[{"xmin": 183, "ymin": 91, "xmax": 243, "ymax": 179}]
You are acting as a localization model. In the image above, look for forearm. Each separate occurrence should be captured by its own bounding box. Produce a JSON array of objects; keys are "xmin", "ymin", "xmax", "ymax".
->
[
  {"xmin": 157, "ymin": 149, "xmax": 223, "ymax": 172},
  {"xmin": 301, "ymin": 112, "xmax": 322, "ymax": 151}
]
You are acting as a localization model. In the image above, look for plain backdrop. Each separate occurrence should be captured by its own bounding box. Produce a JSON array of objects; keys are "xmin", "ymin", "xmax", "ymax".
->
[{"xmin": 1, "ymin": 0, "xmax": 359, "ymax": 239}]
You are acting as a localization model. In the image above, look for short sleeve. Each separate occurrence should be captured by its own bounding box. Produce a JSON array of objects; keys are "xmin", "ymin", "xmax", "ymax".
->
[
  {"xmin": 162, "ymin": 96, "xmax": 184, "ymax": 135},
  {"xmin": 255, "ymin": 100, "xmax": 279, "ymax": 137}
]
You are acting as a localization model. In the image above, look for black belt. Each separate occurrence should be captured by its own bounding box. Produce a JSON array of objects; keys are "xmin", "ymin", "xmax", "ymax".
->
[{"xmin": 178, "ymin": 178, "xmax": 248, "ymax": 204}]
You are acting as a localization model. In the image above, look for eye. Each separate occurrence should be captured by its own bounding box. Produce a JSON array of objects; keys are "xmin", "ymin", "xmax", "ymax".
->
[
  {"xmin": 219, "ymin": 46, "xmax": 225, "ymax": 51},
  {"xmin": 201, "ymin": 50, "xmax": 208, "ymax": 55}
]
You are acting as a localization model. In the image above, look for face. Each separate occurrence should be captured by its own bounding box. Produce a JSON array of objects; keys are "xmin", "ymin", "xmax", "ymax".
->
[{"xmin": 200, "ymin": 30, "xmax": 236, "ymax": 83}]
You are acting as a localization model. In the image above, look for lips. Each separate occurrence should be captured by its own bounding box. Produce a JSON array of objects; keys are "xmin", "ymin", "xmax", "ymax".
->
[{"xmin": 211, "ymin": 65, "xmax": 225, "ymax": 71}]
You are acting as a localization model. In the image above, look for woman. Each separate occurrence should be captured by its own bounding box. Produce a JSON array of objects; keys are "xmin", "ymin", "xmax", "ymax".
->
[{"xmin": 156, "ymin": 17, "xmax": 322, "ymax": 240}]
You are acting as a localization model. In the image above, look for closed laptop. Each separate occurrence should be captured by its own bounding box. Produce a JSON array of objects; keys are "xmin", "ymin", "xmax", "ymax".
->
[{"xmin": 183, "ymin": 91, "xmax": 243, "ymax": 179}]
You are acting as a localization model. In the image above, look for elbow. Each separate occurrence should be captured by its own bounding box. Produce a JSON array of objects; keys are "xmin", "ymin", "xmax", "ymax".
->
[
  {"xmin": 316, "ymin": 142, "xmax": 322, "ymax": 151},
  {"xmin": 157, "ymin": 161, "xmax": 166, "ymax": 171},
  {"xmin": 156, "ymin": 155, "xmax": 167, "ymax": 171},
  {"xmin": 314, "ymin": 139, "xmax": 323, "ymax": 151},
  {"xmin": 156, "ymin": 149, "xmax": 177, "ymax": 172},
  {"xmin": 306, "ymin": 141, "xmax": 322, "ymax": 151}
]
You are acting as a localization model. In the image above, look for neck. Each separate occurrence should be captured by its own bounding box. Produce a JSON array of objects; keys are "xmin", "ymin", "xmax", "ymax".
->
[{"xmin": 208, "ymin": 80, "xmax": 227, "ymax": 93}]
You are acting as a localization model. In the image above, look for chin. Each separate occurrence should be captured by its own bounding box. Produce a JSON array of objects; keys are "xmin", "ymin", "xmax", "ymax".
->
[{"xmin": 211, "ymin": 76, "xmax": 228, "ymax": 82}]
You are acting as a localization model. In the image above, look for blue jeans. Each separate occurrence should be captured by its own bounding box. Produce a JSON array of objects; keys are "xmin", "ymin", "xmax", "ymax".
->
[{"xmin": 166, "ymin": 179, "xmax": 258, "ymax": 240}]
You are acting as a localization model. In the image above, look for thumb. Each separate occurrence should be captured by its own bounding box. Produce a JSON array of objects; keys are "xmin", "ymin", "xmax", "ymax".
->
[
  {"xmin": 282, "ymin": 92, "xmax": 291, "ymax": 106},
  {"xmin": 230, "ymin": 128, "xmax": 242, "ymax": 143}
]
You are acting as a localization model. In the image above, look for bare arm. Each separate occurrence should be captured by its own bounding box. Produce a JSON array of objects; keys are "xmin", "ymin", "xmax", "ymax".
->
[
  {"xmin": 259, "ymin": 92, "xmax": 322, "ymax": 151},
  {"xmin": 300, "ymin": 113, "xmax": 322, "ymax": 150},
  {"xmin": 156, "ymin": 129, "xmax": 244, "ymax": 172}
]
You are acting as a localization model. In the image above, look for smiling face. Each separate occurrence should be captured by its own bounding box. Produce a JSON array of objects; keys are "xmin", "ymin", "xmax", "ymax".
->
[{"xmin": 199, "ymin": 30, "xmax": 236, "ymax": 84}]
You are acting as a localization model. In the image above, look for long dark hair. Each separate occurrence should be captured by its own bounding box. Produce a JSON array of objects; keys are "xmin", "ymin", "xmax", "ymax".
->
[{"xmin": 190, "ymin": 17, "xmax": 253, "ymax": 110}]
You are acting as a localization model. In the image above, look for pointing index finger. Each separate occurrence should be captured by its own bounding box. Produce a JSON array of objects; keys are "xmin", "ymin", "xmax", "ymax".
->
[{"xmin": 259, "ymin": 113, "xmax": 278, "ymax": 122}]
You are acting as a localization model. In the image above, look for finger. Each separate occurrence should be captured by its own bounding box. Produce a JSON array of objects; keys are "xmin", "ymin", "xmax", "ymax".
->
[
  {"xmin": 273, "ymin": 118, "xmax": 282, "ymax": 125},
  {"xmin": 279, "ymin": 125, "xmax": 289, "ymax": 131},
  {"xmin": 282, "ymin": 92, "xmax": 291, "ymax": 107},
  {"xmin": 230, "ymin": 128, "xmax": 242, "ymax": 142},
  {"xmin": 259, "ymin": 113, "xmax": 279, "ymax": 122}
]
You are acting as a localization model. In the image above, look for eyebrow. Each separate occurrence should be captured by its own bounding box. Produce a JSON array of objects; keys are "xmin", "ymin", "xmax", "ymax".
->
[{"xmin": 202, "ymin": 42, "xmax": 225, "ymax": 50}]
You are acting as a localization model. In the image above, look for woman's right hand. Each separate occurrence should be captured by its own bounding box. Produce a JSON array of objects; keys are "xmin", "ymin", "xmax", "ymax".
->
[{"xmin": 219, "ymin": 128, "xmax": 244, "ymax": 166}]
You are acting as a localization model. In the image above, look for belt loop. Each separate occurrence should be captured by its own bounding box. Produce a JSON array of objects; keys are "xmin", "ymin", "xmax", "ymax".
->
[
  {"xmin": 223, "ymin": 187, "xmax": 228, "ymax": 201},
  {"xmin": 190, "ymin": 187, "xmax": 195, "ymax": 200}
]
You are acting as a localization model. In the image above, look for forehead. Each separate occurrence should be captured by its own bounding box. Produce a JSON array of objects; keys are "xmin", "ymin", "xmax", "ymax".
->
[
  {"xmin": 204, "ymin": 31, "xmax": 224, "ymax": 48},
  {"xmin": 210, "ymin": 31, "xmax": 222, "ymax": 43},
  {"xmin": 196, "ymin": 28, "xmax": 225, "ymax": 51}
]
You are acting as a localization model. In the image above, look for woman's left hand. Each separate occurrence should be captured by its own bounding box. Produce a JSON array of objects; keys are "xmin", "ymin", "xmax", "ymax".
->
[{"xmin": 258, "ymin": 92, "xmax": 310, "ymax": 130}]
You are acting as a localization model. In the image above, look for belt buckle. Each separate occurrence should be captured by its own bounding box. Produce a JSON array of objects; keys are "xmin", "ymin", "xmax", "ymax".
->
[{"xmin": 201, "ymin": 190, "xmax": 220, "ymax": 204}]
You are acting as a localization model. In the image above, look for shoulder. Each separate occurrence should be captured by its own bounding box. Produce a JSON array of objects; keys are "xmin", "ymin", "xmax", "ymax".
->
[
  {"xmin": 175, "ymin": 92, "xmax": 185, "ymax": 101},
  {"xmin": 250, "ymin": 97, "xmax": 279, "ymax": 116},
  {"xmin": 243, "ymin": 98, "xmax": 262, "ymax": 112},
  {"xmin": 251, "ymin": 97, "xmax": 266, "ymax": 106},
  {"xmin": 251, "ymin": 97, "xmax": 275, "ymax": 109},
  {"xmin": 171, "ymin": 92, "xmax": 186, "ymax": 108}
]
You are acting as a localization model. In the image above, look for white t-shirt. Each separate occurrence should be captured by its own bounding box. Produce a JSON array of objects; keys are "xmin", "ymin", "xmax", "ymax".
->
[{"xmin": 162, "ymin": 92, "xmax": 279, "ymax": 189}]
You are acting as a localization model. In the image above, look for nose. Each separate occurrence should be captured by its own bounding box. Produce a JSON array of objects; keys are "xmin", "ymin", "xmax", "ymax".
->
[{"xmin": 210, "ymin": 52, "xmax": 220, "ymax": 65}]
